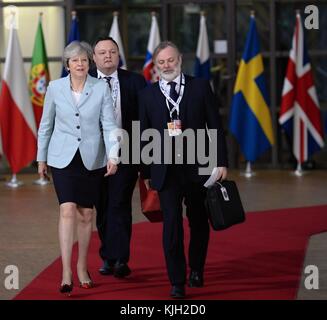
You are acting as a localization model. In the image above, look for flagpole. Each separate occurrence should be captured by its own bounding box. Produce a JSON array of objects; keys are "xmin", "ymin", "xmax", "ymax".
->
[
  {"xmin": 294, "ymin": 162, "xmax": 303, "ymax": 176},
  {"xmin": 240, "ymin": 161, "xmax": 256, "ymax": 178},
  {"xmin": 240, "ymin": 11, "xmax": 256, "ymax": 179},
  {"xmin": 0, "ymin": 159, "xmax": 5, "ymax": 181},
  {"xmin": 33, "ymin": 174, "xmax": 51, "ymax": 185},
  {"xmin": 293, "ymin": 161, "xmax": 307, "ymax": 177},
  {"xmin": 6, "ymin": 174, "xmax": 23, "ymax": 188}
]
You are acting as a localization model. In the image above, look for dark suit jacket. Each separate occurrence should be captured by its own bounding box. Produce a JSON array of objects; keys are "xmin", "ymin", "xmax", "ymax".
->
[
  {"xmin": 89, "ymin": 68, "xmax": 146, "ymax": 163},
  {"xmin": 139, "ymin": 75, "xmax": 228, "ymax": 191}
]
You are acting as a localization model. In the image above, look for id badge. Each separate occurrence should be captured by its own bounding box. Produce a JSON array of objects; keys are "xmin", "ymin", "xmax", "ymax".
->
[{"xmin": 167, "ymin": 120, "xmax": 182, "ymax": 136}]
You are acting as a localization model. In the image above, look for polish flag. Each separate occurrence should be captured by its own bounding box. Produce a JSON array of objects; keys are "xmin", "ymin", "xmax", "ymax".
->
[{"xmin": 0, "ymin": 16, "xmax": 37, "ymax": 174}]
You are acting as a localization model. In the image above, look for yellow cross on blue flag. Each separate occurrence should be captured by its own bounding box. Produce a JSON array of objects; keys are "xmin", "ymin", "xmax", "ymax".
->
[{"xmin": 229, "ymin": 14, "xmax": 274, "ymax": 162}]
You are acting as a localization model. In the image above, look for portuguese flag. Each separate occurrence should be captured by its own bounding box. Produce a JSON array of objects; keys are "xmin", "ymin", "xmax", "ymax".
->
[{"xmin": 29, "ymin": 15, "xmax": 50, "ymax": 128}]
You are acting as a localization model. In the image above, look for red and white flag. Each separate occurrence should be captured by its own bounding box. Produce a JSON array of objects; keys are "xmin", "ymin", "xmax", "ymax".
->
[
  {"xmin": 279, "ymin": 13, "xmax": 324, "ymax": 164},
  {"xmin": 140, "ymin": 13, "xmax": 162, "ymax": 220},
  {"xmin": 0, "ymin": 17, "xmax": 37, "ymax": 174},
  {"xmin": 0, "ymin": 125, "xmax": 3, "ymax": 157},
  {"xmin": 143, "ymin": 13, "xmax": 161, "ymax": 83}
]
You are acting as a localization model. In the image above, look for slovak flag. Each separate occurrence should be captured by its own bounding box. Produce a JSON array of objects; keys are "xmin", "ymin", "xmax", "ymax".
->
[
  {"xmin": 143, "ymin": 13, "xmax": 161, "ymax": 83},
  {"xmin": 0, "ymin": 15, "xmax": 37, "ymax": 173},
  {"xmin": 194, "ymin": 13, "xmax": 211, "ymax": 80},
  {"xmin": 279, "ymin": 12, "xmax": 324, "ymax": 164},
  {"xmin": 109, "ymin": 12, "xmax": 127, "ymax": 70}
]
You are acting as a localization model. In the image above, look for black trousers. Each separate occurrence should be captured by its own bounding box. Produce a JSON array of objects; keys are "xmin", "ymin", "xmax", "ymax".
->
[
  {"xmin": 96, "ymin": 164, "xmax": 138, "ymax": 264},
  {"xmin": 158, "ymin": 165, "xmax": 210, "ymax": 286}
]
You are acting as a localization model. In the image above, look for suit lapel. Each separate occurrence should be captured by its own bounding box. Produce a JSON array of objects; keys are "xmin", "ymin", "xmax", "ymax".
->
[
  {"xmin": 178, "ymin": 75, "xmax": 191, "ymax": 124},
  {"xmin": 77, "ymin": 75, "xmax": 93, "ymax": 108},
  {"xmin": 118, "ymin": 69, "xmax": 127, "ymax": 127},
  {"xmin": 153, "ymin": 83, "xmax": 170, "ymax": 122},
  {"xmin": 61, "ymin": 75, "xmax": 76, "ymax": 109}
]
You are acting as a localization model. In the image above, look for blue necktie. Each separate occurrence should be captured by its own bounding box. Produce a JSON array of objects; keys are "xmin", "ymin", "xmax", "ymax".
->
[
  {"xmin": 168, "ymin": 81, "xmax": 178, "ymax": 101},
  {"xmin": 168, "ymin": 81, "xmax": 178, "ymax": 120}
]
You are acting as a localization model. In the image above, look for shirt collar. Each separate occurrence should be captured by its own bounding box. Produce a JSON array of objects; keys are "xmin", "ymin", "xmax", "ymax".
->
[
  {"xmin": 97, "ymin": 69, "xmax": 118, "ymax": 80},
  {"xmin": 161, "ymin": 74, "xmax": 181, "ymax": 87}
]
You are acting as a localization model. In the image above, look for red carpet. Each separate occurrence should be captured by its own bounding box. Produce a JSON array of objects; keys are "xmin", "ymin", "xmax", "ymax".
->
[{"xmin": 14, "ymin": 205, "xmax": 327, "ymax": 300}]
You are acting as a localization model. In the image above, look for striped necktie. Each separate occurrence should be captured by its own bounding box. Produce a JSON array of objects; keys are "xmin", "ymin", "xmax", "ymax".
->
[{"xmin": 103, "ymin": 76, "xmax": 112, "ymax": 90}]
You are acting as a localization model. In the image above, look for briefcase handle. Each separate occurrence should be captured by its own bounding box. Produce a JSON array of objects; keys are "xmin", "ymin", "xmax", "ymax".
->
[{"xmin": 213, "ymin": 180, "xmax": 230, "ymax": 201}]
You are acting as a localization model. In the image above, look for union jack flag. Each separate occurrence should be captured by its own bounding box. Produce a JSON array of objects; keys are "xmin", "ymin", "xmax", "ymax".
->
[{"xmin": 279, "ymin": 13, "xmax": 324, "ymax": 164}]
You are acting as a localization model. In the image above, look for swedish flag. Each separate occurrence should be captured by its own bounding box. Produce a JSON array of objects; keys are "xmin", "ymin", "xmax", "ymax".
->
[{"xmin": 229, "ymin": 15, "xmax": 274, "ymax": 162}]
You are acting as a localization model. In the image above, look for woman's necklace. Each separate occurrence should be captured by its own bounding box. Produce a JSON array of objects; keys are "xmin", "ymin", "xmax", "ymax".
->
[{"xmin": 70, "ymin": 76, "xmax": 86, "ymax": 93}]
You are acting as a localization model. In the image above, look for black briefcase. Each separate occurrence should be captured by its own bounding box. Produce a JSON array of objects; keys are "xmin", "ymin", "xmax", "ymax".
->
[{"xmin": 205, "ymin": 180, "xmax": 245, "ymax": 231}]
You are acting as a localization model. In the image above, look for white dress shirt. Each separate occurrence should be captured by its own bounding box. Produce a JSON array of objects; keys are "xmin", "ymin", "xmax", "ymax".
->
[
  {"xmin": 160, "ymin": 74, "xmax": 181, "ymax": 97},
  {"xmin": 97, "ymin": 69, "xmax": 122, "ymax": 128}
]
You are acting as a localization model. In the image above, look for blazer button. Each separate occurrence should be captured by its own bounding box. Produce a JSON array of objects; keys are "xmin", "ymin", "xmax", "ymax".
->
[
  {"xmin": 76, "ymin": 125, "xmax": 80, "ymax": 129},
  {"xmin": 75, "ymin": 113, "xmax": 79, "ymax": 117},
  {"xmin": 78, "ymin": 138, "xmax": 81, "ymax": 142}
]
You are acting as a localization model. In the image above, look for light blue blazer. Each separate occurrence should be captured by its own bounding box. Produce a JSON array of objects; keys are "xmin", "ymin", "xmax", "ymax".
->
[{"xmin": 37, "ymin": 75, "xmax": 119, "ymax": 170}]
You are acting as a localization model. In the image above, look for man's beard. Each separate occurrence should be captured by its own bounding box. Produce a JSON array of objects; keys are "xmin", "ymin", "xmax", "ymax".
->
[{"xmin": 158, "ymin": 62, "xmax": 182, "ymax": 82}]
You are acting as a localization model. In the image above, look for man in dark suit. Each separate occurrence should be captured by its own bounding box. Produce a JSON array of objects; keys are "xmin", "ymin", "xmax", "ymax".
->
[
  {"xmin": 139, "ymin": 41, "xmax": 228, "ymax": 298},
  {"xmin": 91, "ymin": 36, "xmax": 146, "ymax": 278}
]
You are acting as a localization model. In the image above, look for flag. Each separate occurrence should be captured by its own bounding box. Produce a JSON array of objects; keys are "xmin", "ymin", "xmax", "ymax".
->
[
  {"xmin": 0, "ymin": 16, "xmax": 37, "ymax": 174},
  {"xmin": 29, "ymin": 14, "xmax": 50, "ymax": 129},
  {"xmin": 143, "ymin": 13, "xmax": 161, "ymax": 83},
  {"xmin": 0, "ymin": 125, "xmax": 3, "ymax": 157},
  {"xmin": 140, "ymin": 13, "xmax": 162, "ymax": 218},
  {"xmin": 61, "ymin": 11, "xmax": 80, "ymax": 77},
  {"xmin": 279, "ymin": 12, "xmax": 324, "ymax": 164},
  {"xmin": 109, "ymin": 13, "xmax": 127, "ymax": 70},
  {"xmin": 229, "ymin": 14, "xmax": 274, "ymax": 162},
  {"xmin": 194, "ymin": 13, "xmax": 211, "ymax": 80}
]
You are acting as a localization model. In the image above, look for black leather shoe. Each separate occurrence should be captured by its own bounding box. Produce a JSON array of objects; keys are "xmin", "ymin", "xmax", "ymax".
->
[
  {"xmin": 114, "ymin": 262, "xmax": 131, "ymax": 278},
  {"xmin": 170, "ymin": 285, "xmax": 185, "ymax": 299},
  {"xmin": 188, "ymin": 270, "xmax": 204, "ymax": 287},
  {"xmin": 98, "ymin": 260, "xmax": 115, "ymax": 275}
]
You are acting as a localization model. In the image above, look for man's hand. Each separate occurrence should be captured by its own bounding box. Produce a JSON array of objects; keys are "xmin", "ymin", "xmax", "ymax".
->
[
  {"xmin": 216, "ymin": 167, "xmax": 227, "ymax": 181},
  {"xmin": 144, "ymin": 179, "xmax": 151, "ymax": 191}
]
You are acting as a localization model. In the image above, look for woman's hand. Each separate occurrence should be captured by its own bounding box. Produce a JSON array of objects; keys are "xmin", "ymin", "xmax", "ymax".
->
[
  {"xmin": 104, "ymin": 160, "xmax": 118, "ymax": 176},
  {"xmin": 38, "ymin": 161, "xmax": 49, "ymax": 179}
]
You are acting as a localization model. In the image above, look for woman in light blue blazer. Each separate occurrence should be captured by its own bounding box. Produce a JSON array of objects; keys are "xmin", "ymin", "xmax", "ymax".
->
[{"xmin": 37, "ymin": 41, "xmax": 119, "ymax": 296}]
